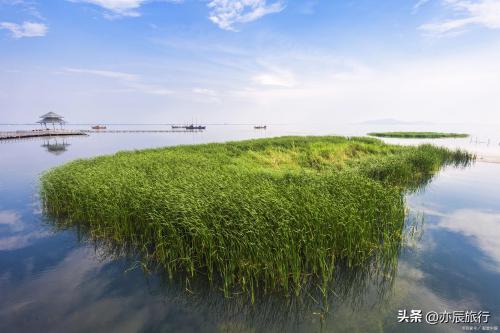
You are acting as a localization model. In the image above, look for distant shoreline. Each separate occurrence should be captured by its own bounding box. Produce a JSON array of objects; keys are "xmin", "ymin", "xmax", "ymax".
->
[{"xmin": 368, "ymin": 131, "xmax": 469, "ymax": 139}]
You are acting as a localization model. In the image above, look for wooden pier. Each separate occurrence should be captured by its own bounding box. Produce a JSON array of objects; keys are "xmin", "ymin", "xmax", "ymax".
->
[
  {"xmin": 0, "ymin": 129, "xmax": 87, "ymax": 140},
  {"xmin": 0, "ymin": 128, "xmax": 205, "ymax": 140}
]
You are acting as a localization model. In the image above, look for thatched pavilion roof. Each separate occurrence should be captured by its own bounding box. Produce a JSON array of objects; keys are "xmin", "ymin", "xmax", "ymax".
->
[
  {"xmin": 38, "ymin": 112, "xmax": 66, "ymax": 124},
  {"xmin": 40, "ymin": 112, "xmax": 63, "ymax": 118}
]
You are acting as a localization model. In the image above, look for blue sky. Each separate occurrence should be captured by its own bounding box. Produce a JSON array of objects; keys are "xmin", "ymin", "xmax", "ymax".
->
[{"xmin": 1, "ymin": 0, "xmax": 499, "ymax": 124}]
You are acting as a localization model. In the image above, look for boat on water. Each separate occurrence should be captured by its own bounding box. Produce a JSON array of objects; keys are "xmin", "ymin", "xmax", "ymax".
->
[
  {"xmin": 185, "ymin": 124, "xmax": 206, "ymax": 130},
  {"xmin": 254, "ymin": 125, "xmax": 267, "ymax": 129},
  {"xmin": 92, "ymin": 125, "xmax": 107, "ymax": 130},
  {"xmin": 171, "ymin": 123, "xmax": 206, "ymax": 130}
]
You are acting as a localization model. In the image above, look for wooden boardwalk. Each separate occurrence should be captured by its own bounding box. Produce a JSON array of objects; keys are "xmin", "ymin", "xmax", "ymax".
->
[
  {"xmin": 0, "ymin": 130, "xmax": 87, "ymax": 140},
  {"xmin": 0, "ymin": 128, "xmax": 205, "ymax": 140}
]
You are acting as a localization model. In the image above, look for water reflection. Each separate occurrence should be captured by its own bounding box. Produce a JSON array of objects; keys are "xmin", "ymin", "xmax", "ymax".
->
[
  {"xmin": 0, "ymin": 210, "xmax": 22, "ymax": 232},
  {"xmin": 1, "ymin": 126, "xmax": 500, "ymax": 332},
  {"xmin": 431, "ymin": 209, "xmax": 500, "ymax": 271},
  {"xmin": 41, "ymin": 138, "xmax": 71, "ymax": 155},
  {"xmin": 44, "ymin": 215, "xmax": 403, "ymax": 332}
]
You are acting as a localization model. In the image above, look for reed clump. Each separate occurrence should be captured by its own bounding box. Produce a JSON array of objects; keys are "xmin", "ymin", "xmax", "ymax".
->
[
  {"xmin": 368, "ymin": 131, "xmax": 469, "ymax": 138},
  {"xmin": 40, "ymin": 136, "xmax": 474, "ymax": 297}
]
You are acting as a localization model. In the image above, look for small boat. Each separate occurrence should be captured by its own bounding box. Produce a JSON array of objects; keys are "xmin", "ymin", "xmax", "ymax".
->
[
  {"xmin": 171, "ymin": 125, "xmax": 185, "ymax": 129},
  {"xmin": 254, "ymin": 125, "xmax": 267, "ymax": 129},
  {"xmin": 92, "ymin": 125, "xmax": 107, "ymax": 130},
  {"xmin": 185, "ymin": 124, "xmax": 206, "ymax": 130}
]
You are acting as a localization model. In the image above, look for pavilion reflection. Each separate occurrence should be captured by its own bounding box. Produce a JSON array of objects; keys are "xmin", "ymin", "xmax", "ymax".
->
[{"xmin": 41, "ymin": 138, "xmax": 70, "ymax": 155}]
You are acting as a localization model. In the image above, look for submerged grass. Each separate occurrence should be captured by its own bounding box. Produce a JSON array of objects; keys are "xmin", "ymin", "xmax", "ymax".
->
[
  {"xmin": 40, "ymin": 136, "xmax": 474, "ymax": 298},
  {"xmin": 368, "ymin": 131, "xmax": 469, "ymax": 139}
]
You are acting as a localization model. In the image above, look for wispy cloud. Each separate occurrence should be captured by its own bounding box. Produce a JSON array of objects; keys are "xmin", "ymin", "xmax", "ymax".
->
[
  {"xmin": 69, "ymin": 0, "xmax": 147, "ymax": 17},
  {"xmin": 193, "ymin": 87, "xmax": 216, "ymax": 96},
  {"xmin": 1, "ymin": 0, "xmax": 45, "ymax": 20},
  {"xmin": 252, "ymin": 68, "xmax": 296, "ymax": 87},
  {"xmin": 69, "ymin": 0, "xmax": 183, "ymax": 19},
  {"xmin": 419, "ymin": 0, "xmax": 500, "ymax": 36},
  {"xmin": 64, "ymin": 67, "xmax": 173, "ymax": 95},
  {"xmin": 226, "ymin": 46, "xmax": 500, "ymax": 123},
  {"xmin": 413, "ymin": 0, "xmax": 430, "ymax": 13},
  {"xmin": 207, "ymin": 0, "xmax": 285, "ymax": 31},
  {"xmin": 0, "ymin": 21, "xmax": 47, "ymax": 38},
  {"xmin": 65, "ymin": 67, "xmax": 139, "ymax": 81},
  {"xmin": 192, "ymin": 87, "xmax": 221, "ymax": 103},
  {"xmin": 69, "ymin": 0, "xmax": 285, "ymax": 28},
  {"xmin": 130, "ymin": 82, "xmax": 173, "ymax": 95}
]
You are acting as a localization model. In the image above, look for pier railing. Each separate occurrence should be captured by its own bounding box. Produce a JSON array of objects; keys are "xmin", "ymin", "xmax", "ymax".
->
[
  {"xmin": 0, "ymin": 128, "xmax": 205, "ymax": 140},
  {"xmin": 0, "ymin": 129, "xmax": 86, "ymax": 140}
]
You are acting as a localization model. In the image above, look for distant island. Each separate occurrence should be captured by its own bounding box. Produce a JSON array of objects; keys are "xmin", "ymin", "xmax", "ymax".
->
[{"xmin": 368, "ymin": 132, "xmax": 469, "ymax": 138}]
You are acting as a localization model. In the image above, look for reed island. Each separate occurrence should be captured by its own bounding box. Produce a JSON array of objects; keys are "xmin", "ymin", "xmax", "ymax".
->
[
  {"xmin": 40, "ymin": 136, "xmax": 473, "ymax": 299},
  {"xmin": 368, "ymin": 131, "xmax": 469, "ymax": 138}
]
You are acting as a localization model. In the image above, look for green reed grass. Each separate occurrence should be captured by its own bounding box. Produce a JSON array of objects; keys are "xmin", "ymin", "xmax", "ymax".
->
[
  {"xmin": 40, "ymin": 136, "xmax": 474, "ymax": 298},
  {"xmin": 368, "ymin": 131, "xmax": 469, "ymax": 138}
]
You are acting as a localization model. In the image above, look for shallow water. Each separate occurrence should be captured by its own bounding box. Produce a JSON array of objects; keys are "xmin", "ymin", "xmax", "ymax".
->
[{"xmin": 0, "ymin": 124, "xmax": 499, "ymax": 332}]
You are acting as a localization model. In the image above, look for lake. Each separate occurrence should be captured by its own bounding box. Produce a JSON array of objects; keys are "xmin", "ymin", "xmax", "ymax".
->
[{"xmin": 0, "ymin": 124, "xmax": 499, "ymax": 333}]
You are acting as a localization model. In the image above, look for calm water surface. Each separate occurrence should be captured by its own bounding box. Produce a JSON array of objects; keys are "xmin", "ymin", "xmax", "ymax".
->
[{"xmin": 0, "ymin": 124, "xmax": 499, "ymax": 332}]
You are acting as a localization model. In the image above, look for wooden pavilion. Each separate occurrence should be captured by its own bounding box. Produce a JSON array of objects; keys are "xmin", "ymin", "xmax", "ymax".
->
[{"xmin": 38, "ymin": 112, "xmax": 66, "ymax": 129}]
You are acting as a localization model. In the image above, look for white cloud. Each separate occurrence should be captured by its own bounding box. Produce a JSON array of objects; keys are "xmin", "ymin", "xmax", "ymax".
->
[
  {"xmin": 413, "ymin": 0, "xmax": 430, "ymax": 13},
  {"xmin": 130, "ymin": 82, "xmax": 173, "ymax": 95},
  {"xmin": 193, "ymin": 87, "xmax": 216, "ymax": 96},
  {"xmin": 1, "ymin": 0, "xmax": 45, "ymax": 20},
  {"xmin": 227, "ymin": 47, "xmax": 500, "ymax": 123},
  {"xmin": 65, "ymin": 67, "xmax": 139, "ymax": 81},
  {"xmin": 252, "ymin": 69, "xmax": 296, "ymax": 87},
  {"xmin": 420, "ymin": 0, "xmax": 500, "ymax": 36},
  {"xmin": 70, "ymin": 0, "xmax": 183, "ymax": 18},
  {"xmin": 0, "ymin": 0, "xmax": 28, "ymax": 3},
  {"xmin": 64, "ymin": 67, "xmax": 173, "ymax": 95},
  {"xmin": 0, "ymin": 21, "xmax": 47, "ymax": 38},
  {"xmin": 207, "ymin": 0, "xmax": 285, "ymax": 31},
  {"xmin": 70, "ymin": 0, "xmax": 147, "ymax": 17},
  {"xmin": 192, "ymin": 87, "xmax": 220, "ymax": 103},
  {"xmin": 69, "ymin": 0, "xmax": 284, "ymax": 28}
]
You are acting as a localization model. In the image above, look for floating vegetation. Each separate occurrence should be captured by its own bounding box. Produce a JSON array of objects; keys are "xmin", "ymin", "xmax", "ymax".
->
[
  {"xmin": 368, "ymin": 132, "xmax": 469, "ymax": 139},
  {"xmin": 40, "ymin": 136, "xmax": 474, "ymax": 300}
]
